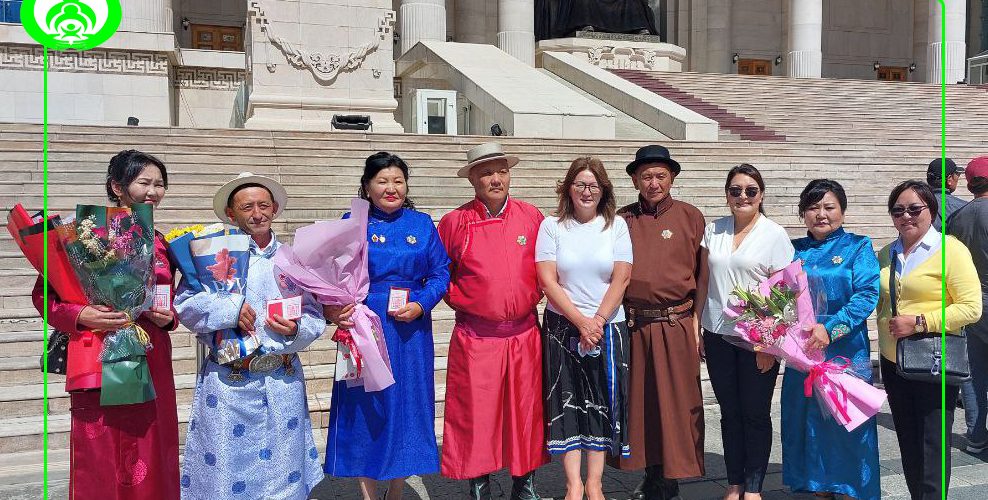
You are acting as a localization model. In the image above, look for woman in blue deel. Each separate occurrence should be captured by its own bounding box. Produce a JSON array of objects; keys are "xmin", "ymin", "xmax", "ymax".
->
[
  {"xmin": 323, "ymin": 152, "xmax": 451, "ymax": 500},
  {"xmin": 782, "ymin": 179, "xmax": 881, "ymax": 500}
]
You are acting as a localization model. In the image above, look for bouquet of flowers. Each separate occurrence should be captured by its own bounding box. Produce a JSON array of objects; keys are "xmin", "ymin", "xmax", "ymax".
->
[
  {"xmin": 725, "ymin": 260, "xmax": 887, "ymax": 431},
  {"xmin": 7, "ymin": 204, "xmax": 103, "ymax": 390},
  {"xmin": 272, "ymin": 198, "xmax": 394, "ymax": 392},
  {"xmin": 57, "ymin": 204, "xmax": 157, "ymax": 406},
  {"xmin": 166, "ymin": 224, "xmax": 260, "ymax": 365}
]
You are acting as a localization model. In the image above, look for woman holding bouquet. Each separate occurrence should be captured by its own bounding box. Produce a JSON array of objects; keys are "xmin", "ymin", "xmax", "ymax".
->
[
  {"xmin": 31, "ymin": 150, "xmax": 179, "ymax": 500},
  {"xmin": 781, "ymin": 179, "xmax": 880, "ymax": 500},
  {"xmin": 877, "ymin": 180, "xmax": 981, "ymax": 500},
  {"xmin": 534, "ymin": 157, "xmax": 632, "ymax": 500},
  {"xmin": 323, "ymin": 152, "xmax": 451, "ymax": 500},
  {"xmin": 700, "ymin": 164, "xmax": 794, "ymax": 500}
]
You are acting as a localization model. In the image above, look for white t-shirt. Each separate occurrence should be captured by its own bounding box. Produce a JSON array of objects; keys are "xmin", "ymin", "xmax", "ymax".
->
[
  {"xmin": 535, "ymin": 215, "xmax": 633, "ymax": 322},
  {"xmin": 700, "ymin": 214, "xmax": 795, "ymax": 335}
]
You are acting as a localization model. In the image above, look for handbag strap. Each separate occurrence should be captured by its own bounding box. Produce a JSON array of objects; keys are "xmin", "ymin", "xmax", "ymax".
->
[{"xmin": 889, "ymin": 248, "xmax": 899, "ymax": 317}]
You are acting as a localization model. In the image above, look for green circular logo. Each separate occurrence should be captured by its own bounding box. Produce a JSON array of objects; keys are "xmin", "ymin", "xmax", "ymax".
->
[{"xmin": 20, "ymin": 0, "xmax": 122, "ymax": 51}]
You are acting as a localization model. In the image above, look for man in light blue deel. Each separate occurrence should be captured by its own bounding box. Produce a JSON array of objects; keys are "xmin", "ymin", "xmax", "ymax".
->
[{"xmin": 175, "ymin": 172, "xmax": 326, "ymax": 500}]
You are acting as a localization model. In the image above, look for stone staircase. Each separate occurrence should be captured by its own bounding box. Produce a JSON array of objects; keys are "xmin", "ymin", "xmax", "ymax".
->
[
  {"xmin": 0, "ymin": 118, "xmax": 985, "ymax": 489},
  {"xmin": 611, "ymin": 70, "xmax": 988, "ymax": 144}
]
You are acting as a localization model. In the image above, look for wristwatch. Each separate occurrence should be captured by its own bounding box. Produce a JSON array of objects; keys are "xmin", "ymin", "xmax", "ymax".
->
[{"xmin": 914, "ymin": 315, "xmax": 927, "ymax": 333}]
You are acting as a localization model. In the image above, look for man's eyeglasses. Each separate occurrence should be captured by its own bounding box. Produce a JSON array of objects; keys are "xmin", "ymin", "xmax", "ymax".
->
[
  {"xmin": 573, "ymin": 182, "xmax": 601, "ymax": 194},
  {"xmin": 890, "ymin": 205, "xmax": 928, "ymax": 218},
  {"xmin": 728, "ymin": 186, "xmax": 760, "ymax": 198}
]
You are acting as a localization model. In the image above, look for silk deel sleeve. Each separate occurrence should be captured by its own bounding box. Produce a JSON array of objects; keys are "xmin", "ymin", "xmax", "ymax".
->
[
  {"xmin": 174, "ymin": 273, "xmax": 245, "ymax": 346},
  {"xmin": 411, "ymin": 223, "xmax": 452, "ymax": 313},
  {"xmin": 823, "ymin": 237, "xmax": 880, "ymax": 342}
]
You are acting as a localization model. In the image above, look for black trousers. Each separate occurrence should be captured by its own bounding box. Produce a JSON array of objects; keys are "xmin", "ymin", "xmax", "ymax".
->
[
  {"xmin": 881, "ymin": 357, "xmax": 958, "ymax": 500},
  {"xmin": 703, "ymin": 331, "xmax": 780, "ymax": 493}
]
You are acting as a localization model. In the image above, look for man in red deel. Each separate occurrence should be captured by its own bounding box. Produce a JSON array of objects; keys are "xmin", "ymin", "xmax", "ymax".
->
[{"xmin": 438, "ymin": 142, "xmax": 548, "ymax": 500}]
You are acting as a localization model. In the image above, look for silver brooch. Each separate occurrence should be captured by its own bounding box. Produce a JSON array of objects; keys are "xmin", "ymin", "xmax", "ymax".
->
[
  {"xmin": 832, "ymin": 256, "xmax": 843, "ymax": 265},
  {"xmin": 407, "ymin": 235, "xmax": 417, "ymax": 245},
  {"xmin": 661, "ymin": 229, "xmax": 673, "ymax": 239},
  {"xmin": 517, "ymin": 235, "xmax": 527, "ymax": 246}
]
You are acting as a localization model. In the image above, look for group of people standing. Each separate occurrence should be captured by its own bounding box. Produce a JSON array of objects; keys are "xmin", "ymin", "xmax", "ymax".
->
[{"xmin": 33, "ymin": 144, "xmax": 986, "ymax": 500}]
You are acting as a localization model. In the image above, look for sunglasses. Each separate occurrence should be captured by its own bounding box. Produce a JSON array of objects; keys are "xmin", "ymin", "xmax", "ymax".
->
[
  {"xmin": 728, "ymin": 186, "xmax": 760, "ymax": 198},
  {"xmin": 890, "ymin": 205, "xmax": 928, "ymax": 218}
]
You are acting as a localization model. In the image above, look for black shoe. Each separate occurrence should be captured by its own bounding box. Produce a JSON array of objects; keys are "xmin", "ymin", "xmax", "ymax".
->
[
  {"xmin": 632, "ymin": 465, "xmax": 665, "ymax": 499},
  {"xmin": 510, "ymin": 471, "xmax": 539, "ymax": 500},
  {"xmin": 468, "ymin": 474, "xmax": 492, "ymax": 500},
  {"xmin": 660, "ymin": 478, "xmax": 681, "ymax": 500}
]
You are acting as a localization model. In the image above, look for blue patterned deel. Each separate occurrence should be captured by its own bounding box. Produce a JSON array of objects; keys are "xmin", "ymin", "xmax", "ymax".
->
[
  {"xmin": 781, "ymin": 227, "xmax": 881, "ymax": 500},
  {"xmin": 175, "ymin": 234, "xmax": 326, "ymax": 500}
]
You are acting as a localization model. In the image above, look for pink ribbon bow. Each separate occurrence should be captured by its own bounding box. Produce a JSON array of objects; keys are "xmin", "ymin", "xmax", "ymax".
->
[{"xmin": 804, "ymin": 356, "xmax": 853, "ymax": 423}]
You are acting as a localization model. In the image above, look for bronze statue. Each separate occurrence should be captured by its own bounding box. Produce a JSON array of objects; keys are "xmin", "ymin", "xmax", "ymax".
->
[{"xmin": 536, "ymin": 0, "xmax": 659, "ymax": 41}]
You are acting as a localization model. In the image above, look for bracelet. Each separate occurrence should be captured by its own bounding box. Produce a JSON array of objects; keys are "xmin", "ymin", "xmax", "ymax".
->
[{"xmin": 594, "ymin": 313, "xmax": 607, "ymax": 322}]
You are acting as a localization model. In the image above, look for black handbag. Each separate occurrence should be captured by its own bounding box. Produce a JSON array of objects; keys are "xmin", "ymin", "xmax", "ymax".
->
[
  {"xmin": 890, "ymin": 249, "xmax": 971, "ymax": 385},
  {"xmin": 40, "ymin": 330, "xmax": 69, "ymax": 375}
]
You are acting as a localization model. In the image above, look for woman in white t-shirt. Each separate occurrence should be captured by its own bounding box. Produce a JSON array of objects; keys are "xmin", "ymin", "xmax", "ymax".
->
[
  {"xmin": 700, "ymin": 164, "xmax": 795, "ymax": 500},
  {"xmin": 535, "ymin": 157, "xmax": 633, "ymax": 500}
]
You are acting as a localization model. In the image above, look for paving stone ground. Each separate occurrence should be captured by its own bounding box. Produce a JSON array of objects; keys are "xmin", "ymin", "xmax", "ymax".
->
[
  {"xmin": 2, "ymin": 400, "xmax": 985, "ymax": 499},
  {"xmin": 306, "ymin": 401, "xmax": 987, "ymax": 500}
]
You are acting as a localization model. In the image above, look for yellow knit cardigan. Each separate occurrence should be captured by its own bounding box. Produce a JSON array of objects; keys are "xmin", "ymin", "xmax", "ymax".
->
[{"xmin": 877, "ymin": 235, "xmax": 983, "ymax": 363}]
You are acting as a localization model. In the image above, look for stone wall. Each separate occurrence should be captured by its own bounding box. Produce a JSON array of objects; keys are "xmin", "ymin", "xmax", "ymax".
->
[
  {"xmin": 0, "ymin": 44, "xmax": 171, "ymax": 126},
  {"xmin": 822, "ymin": 0, "xmax": 914, "ymax": 80}
]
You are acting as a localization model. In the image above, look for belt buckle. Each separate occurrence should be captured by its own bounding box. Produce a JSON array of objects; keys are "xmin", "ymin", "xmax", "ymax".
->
[{"xmin": 249, "ymin": 353, "xmax": 283, "ymax": 373}]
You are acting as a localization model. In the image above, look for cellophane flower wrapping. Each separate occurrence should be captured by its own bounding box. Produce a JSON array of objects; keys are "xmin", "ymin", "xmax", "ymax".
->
[
  {"xmin": 182, "ymin": 226, "xmax": 260, "ymax": 365},
  {"xmin": 58, "ymin": 204, "xmax": 157, "ymax": 406},
  {"xmin": 272, "ymin": 198, "xmax": 394, "ymax": 392},
  {"xmin": 725, "ymin": 260, "xmax": 887, "ymax": 431}
]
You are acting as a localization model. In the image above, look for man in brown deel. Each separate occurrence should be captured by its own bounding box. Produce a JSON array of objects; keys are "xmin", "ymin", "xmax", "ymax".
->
[{"xmin": 610, "ymin": 145, "xmax": 707, "ymax": 499}]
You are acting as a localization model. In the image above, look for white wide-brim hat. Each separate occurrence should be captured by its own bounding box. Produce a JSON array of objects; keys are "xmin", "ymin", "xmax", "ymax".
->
[
  {"xmin": 212, "ymin": 172, "xmax": 288, "ymax": 222},
  {"xmin": 456, "ymin": 142, "xmax": 520, "ymax": 178}
]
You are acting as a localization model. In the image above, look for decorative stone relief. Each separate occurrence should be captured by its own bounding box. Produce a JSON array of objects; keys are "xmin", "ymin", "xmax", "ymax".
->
[
  {"xmin": 0, "ymin": 44, "xmax": 168, "ymax": 75},
  {"xmin": 174, "ymin": 67, "xmax": 246, "ymax": 90},
  {"xmin": 586, "ymin": 45, "xmax": 663, "ymax": 70},
  {"xmin": 248, "ymin": 0, "xmax": 396, "ymax": 85}
]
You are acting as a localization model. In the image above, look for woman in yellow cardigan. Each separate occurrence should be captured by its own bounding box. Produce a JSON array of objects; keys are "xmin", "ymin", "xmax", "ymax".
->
[{"xmin": 877, "ymin": 180, "xmax": 982, "ymax": 500}]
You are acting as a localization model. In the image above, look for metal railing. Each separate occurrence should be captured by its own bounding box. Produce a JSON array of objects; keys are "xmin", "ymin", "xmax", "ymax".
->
[
  {"xmin": 0, "ymin": 0, "xmax": 22, "ymax": 23},
  {"xmin": 969, "ymin": 52, "xmax": 988, "ymax": 85}
]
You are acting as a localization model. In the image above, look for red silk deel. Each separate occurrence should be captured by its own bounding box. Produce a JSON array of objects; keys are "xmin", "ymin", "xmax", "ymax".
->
[{"xmin": 440, "ymin": 321, "xmax": 549, "ymax": 479}]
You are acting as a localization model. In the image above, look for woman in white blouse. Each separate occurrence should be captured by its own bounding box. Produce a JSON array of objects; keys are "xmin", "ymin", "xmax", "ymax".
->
[
  {"xmin": 701, "ymin": 164, "xmax": 795, "ymax": 500},
  {"xmin": 535, "ymin": 157, "xmax": 633, "ymax": 500}
]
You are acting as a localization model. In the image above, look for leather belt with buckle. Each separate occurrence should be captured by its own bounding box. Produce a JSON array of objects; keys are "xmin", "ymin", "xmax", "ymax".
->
[
  {"xmin": 218, "ymin": 353, "xmax": 296, "ymax": 382},
  {"xmin": 626, "ymin": 299, "xmax": 694, "ymax": 329}
]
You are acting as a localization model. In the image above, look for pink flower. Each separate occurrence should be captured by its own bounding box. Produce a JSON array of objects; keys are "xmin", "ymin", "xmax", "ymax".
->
[{"xmin": 206, "ymin": 248, "xmax": 238, "ymax": 282}]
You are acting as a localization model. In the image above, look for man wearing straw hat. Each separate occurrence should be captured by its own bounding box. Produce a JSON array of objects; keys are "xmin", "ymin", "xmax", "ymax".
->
[
  {"xmin": 174, "ymin": 173, "xmax": 326, "ymax": 500},
  {"xmin": 438, "ymin": 143, "xmax": 549, "ymax": 499}
]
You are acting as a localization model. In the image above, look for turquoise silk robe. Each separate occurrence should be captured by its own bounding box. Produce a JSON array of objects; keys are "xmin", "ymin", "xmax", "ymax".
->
[{"xmin": 781, "ymin": 227, "xmax": 881, "ymax": 500}]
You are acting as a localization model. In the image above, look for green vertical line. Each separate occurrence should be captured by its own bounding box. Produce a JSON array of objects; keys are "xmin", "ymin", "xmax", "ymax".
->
[
  {"xmin": 936, "ymin": 1, "xmax": 946, "ymax": 499},
  {"xmin": 42, "ymin": 45, "xmax": 50, "ymax": 500}
]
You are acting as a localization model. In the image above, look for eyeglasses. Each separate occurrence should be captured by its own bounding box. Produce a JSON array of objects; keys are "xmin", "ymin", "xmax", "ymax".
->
[
  {"xmin": 573, "ymin": 182, "xmax": 601, "ymax": 194},
  {"xmin": 890, "ymin": 205, "xmax": 927, "ymax": 218},
  {"xmin": 728, "ymin": 186, "xmax": 760, "ymax": 198}
]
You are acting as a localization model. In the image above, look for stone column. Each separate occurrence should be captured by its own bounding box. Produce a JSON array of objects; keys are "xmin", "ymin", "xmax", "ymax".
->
[
  {"xmin": 497, "ymin": 0, "xmax": 535, "ymax": 66},
  {"xmin": 706, "ymin": 0, "xmax": 731, "ymax": 74},
  {"xmin": 456, "ymin": 0, "xmax": 489, "ymax": 44},
  {"xmin": 786, "ymin": 0, "xmax": 822, "ymax": 78},
  {"xmin": 400, "ymin": 0, "xmax": 447, "ymax": 56},
  {"xmin": 120, "ymin": 0, "xmax": 173, "ymax": 33},
  {"xmin": 926, "ymin": 0, "xmax": 967, "ymax": 83}
]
